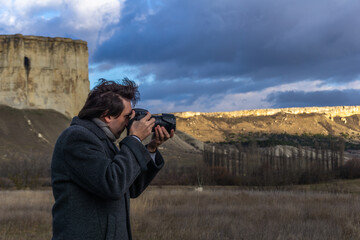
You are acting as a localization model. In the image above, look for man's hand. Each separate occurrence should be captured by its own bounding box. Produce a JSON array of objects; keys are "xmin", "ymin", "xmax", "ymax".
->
[
  {"xmin": 129, "ymin": 112, "xmax": 155, "ymax": 141},
  {"xmin": 147, "ymin": 126, "xmax": 175, "ymax": 153}
]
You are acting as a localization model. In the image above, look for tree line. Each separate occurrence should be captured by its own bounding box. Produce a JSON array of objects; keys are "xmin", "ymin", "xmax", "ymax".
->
[
  {"xmin": 203, "ymin": 137, "xmax": 348, "ymax": 185},
  {"xmin": 0, "ymin": 134, "xmax": 359, "ymax": 188}
]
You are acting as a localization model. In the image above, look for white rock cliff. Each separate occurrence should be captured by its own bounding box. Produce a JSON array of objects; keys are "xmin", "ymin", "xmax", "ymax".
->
[
  {"xmin": 175, "ymin": 106, "xmax": 360, "ymax": 119},
  {"xmin": 0, "ymin": 34, "xmax": 89, "ymax": 117}
]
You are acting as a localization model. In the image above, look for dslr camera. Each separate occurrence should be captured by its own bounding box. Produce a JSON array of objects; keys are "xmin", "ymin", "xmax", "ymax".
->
[{"xmin": 127, "ymin": 108, "xmax": 176, "ymax": 134}]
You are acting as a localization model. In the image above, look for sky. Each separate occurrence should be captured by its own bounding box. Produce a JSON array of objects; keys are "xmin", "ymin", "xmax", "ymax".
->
[{"xmin": 0, "ymin": 0, "xmax": 359, "ymax": 113}]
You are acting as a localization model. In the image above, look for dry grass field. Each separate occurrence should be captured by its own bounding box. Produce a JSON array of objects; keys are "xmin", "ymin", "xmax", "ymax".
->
[{"xmin": 1, "ymin": 184, "xmax": 360, "ymax": 240}]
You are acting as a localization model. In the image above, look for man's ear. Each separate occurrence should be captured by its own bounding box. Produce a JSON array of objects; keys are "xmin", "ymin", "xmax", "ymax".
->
[
  {"xmin": 100, "ymin": 110, "xmax": 111, "ymax": 123},
  {"xmin": 103, "ymin": 115, "xmax": 112, "ymax": 124}
]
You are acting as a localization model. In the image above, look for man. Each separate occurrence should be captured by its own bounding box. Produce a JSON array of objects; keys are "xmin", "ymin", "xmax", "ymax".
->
[{"xmin": 51, "ymin": 78, "xmax": 174, "ymax": 240}]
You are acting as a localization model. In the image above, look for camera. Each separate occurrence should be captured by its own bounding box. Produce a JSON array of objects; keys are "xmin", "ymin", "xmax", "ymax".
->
[{"xmin": 127, "ymin": 108, "xmax": 176, "ymax": 134}]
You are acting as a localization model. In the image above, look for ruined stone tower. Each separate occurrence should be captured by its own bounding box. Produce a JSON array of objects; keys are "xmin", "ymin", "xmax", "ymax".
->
[{"xmin": 0, "ymin": 34, "xmax": 89, "ymax": 117}]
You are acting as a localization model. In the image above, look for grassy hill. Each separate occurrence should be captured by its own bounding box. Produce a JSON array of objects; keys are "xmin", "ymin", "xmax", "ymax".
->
[
  {"xmin": 175, "ymin": 109, "xmax": 360, "ymax": 143},
  {"xmin": 1, "ymin": 104, "xmax": 360, "ymax": 188}
]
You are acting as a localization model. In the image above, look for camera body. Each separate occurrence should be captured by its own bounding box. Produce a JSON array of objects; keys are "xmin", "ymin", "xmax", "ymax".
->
[{"xmin": 127, "ymin": 108, "xmax": 176, "ymax": 134}]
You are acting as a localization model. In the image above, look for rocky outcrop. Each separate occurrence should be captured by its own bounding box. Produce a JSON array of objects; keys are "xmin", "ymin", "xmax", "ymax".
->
[
  {"xmin": 0, "ymin": 34, "xmax": 89, "ymax": 117},
  {"xmin": 175, "ymin": 106, "xmax": 360, "ymax": 119},
  {"xmin": 175, "ymin": 106, "xmax": 360, "ymax": 142}
]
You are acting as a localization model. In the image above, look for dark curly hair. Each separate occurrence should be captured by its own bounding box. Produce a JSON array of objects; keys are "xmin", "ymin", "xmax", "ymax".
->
[{"xmin": 78, "ymin": 78, "xmax": 140, "ymax": 120}]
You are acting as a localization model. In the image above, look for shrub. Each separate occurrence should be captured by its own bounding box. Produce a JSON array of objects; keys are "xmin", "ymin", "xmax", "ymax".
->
[
  {"xmin": 0, "ymin": 151, "xmax": 51, "ymax": 189},
  {"xmin": 338, "ymin": 158, "xmax": 360, "ymax": 179}
]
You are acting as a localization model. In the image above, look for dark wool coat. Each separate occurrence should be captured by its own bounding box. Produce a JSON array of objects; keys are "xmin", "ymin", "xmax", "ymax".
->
[{"xmin": 51, "ymin": 117, "xmax": 164, "ymax": 240}]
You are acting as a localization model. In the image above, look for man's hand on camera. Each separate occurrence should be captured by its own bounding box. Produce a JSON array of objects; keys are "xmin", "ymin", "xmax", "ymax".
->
[
  {"xmin": 147, "ymin": 126, "xmax": 175, "ymax": 153},
  {"xmin": 129, "ymin": 112, "xmax": 155, "ymax": 141}
]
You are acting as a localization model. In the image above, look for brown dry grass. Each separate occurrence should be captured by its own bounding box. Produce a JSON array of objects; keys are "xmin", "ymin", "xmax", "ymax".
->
[
  {"xmin": 1, "ymin": 186, "xmax": 360, "ymax": 240},
  {"xmin": 131, "ymin": 187, "xmax": 360, "ymax": 240},
  {"xmin": 0, "ymin": 190, "xmax": 53, "ymax": 240}
]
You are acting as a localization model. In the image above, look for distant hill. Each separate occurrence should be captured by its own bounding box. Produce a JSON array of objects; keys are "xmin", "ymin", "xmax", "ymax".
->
[
  {"xmin": 174, "ymin": 106, "xmax": 360, "ymax": 143},
  {"xmin": 1, "ymin": 104, "xmax": 360, "ymax": 167}
]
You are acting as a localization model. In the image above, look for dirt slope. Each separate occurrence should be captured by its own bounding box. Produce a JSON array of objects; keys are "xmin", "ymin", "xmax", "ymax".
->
[
  {"xmin": 0, "ymin": 105, "xmax": 70, "ymax": 155},
  {"xmin": 0, "ymin": 105, "xmax": 200, "ymax": 164}
]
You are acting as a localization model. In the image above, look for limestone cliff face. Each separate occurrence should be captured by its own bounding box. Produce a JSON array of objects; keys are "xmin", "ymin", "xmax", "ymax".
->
[
  {"xmin": 174, "ymin": 106, "xmax": 360, "ymax": 142},
  {"xmin": 175, "ymin": 106, "xmax": 360, "ymax": 119},
  {"xmin": 0, "ymin": 34, "xmax": 89, "ymax": 117}
]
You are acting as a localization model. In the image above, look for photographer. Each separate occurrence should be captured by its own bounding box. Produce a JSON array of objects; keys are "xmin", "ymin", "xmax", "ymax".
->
[{"xmin": 51, "ymin": 78, "xmax": 174, "ymax": 240}]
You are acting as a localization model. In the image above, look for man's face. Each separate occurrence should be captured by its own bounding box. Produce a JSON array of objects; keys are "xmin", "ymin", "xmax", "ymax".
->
[{"xmin": 106, "ymin": 98, "xmax": 132, "ymax": 139}]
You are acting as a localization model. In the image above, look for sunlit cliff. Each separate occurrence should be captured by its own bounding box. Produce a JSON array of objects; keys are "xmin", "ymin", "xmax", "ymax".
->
[
  {"xmin": 0, "ymin": 34, "xmax": 89, "ymax": 117},
  {"xmin": 174, "ymin": 106, "xmax": 360, "ymax": 142}
]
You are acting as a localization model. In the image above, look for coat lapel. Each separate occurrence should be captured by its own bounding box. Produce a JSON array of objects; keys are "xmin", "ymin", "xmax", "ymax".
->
[{"xmin": 71, "ymin": 117, "xmax": 120, "ymax": 156}]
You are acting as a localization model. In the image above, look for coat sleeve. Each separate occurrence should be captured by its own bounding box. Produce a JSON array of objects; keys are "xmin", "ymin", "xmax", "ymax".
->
[
  {"xmin": 59, "ymin": 126, "xmax": 151, "ymax": 200},
  {"xmin": 128, "ymin": 149, "xmax": 165, "ymax": 198}
]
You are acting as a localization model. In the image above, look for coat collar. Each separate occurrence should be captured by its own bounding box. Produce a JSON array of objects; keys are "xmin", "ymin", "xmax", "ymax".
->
[
  {"xmin": 71, "ymin": 116, "xmax": 108, "ymax": 140},
  {"xmin": 70, "ymin": 117, "xmax": 120, "ymax": 154}
]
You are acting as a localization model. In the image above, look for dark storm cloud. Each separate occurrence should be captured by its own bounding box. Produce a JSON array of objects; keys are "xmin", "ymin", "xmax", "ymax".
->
[
  {"xmin": 266, "ymin": 89, "xmax": 360, "ymax": 108},
  {"xmin": 138, "ymin": 79, "xmax": 234, "ymax": 104},
  {"xmin": 94, "ymin": 0, "xmax": 360, "ymax": 85},
  {"xmin": 138, "ymin": 77, "xmax": 278, "ymax": 105}
]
